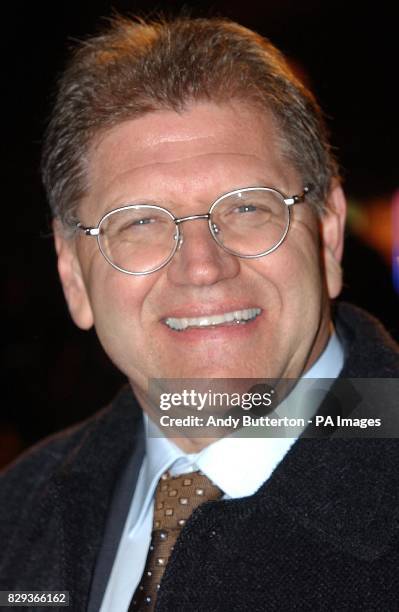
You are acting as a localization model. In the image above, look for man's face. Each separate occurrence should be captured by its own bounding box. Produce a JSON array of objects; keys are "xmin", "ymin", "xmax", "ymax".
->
[{"xmin": 56, "ymin": 101, "xmax": 345, "ymax": 401}]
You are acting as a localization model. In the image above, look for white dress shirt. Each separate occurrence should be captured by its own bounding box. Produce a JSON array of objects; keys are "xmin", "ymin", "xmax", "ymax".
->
[{"xmin": 100, "ymin": 332, "xmax": 344, "ymax": 611}]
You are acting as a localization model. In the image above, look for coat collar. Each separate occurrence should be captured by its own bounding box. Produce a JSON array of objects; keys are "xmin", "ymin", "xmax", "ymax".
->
[{"xmin": 253, "ymin": 302, "xmax": 399, "ymax": 561}]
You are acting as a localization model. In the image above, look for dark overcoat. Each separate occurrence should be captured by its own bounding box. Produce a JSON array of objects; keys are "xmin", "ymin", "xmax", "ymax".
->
[{"xmin": 1, "ymin": 303, "xmax": 399, "ymax": 611}]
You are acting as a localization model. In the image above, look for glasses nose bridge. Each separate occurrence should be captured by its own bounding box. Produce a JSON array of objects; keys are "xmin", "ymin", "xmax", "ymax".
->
[
  {"xmin": 174, "ymin": 212, "xmax": 214, "ymax": 252},
  {"xmin": 175, "ymin": 212, "xmax": 211, "ymax": 225}
]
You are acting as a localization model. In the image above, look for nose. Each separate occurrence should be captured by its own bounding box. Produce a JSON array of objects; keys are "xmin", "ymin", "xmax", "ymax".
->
[{"xmin": 166, "ymin": 217, "xmax": 240, "ymax": 287}]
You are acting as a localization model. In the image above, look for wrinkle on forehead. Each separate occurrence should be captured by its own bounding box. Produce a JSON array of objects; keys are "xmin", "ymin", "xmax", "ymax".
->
[
  {"xmin": 100, "ymin": 149, "xmax": 269, "ymax": 177},
  {"xmin": 90, "ymin": 101, "xmax": 280, "ymax": 167},
  {"xmin": 84, "ymin": 101, "xmax": 299, "ymax": 218},
  {"xmin": 97, "ymin": 152, "xmax": 288, "ymax": 213}
]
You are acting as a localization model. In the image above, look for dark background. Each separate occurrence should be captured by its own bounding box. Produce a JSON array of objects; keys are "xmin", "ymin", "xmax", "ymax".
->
[{"xmin": 1, "ymin": 1, "xmax": 398, "ymax": 467}]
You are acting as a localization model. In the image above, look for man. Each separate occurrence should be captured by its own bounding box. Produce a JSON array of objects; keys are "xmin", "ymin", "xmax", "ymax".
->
[{"xmin": 1, "ymin": 15, "xmax": 398, "ymax": 612}]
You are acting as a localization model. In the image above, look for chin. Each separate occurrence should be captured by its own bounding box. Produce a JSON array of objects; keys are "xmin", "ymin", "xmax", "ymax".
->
[{"xmin": 163, "ymin": 363, "xmax": 271, "ymax": 381}]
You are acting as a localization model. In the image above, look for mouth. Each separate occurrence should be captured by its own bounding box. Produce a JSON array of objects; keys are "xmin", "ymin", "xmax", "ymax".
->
[{"xmin": 164, "ymin": 307, "xmax": 262, "ymax": 331}]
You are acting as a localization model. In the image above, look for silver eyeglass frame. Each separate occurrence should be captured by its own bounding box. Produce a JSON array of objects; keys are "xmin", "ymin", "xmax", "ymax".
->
[{"xmin": 76, "ymin": 184, "xmax": 312, "ymax": 275}]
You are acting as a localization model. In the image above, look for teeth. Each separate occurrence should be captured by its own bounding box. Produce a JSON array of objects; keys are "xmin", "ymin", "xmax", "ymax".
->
[{"xmin": 165, "ymin": 308, "xmax": 261, "ymax": 331}]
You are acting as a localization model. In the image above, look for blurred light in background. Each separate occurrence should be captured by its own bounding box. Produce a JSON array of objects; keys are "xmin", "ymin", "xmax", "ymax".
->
[
  {"xmin": 347, "ymin": 197, "xmax": 392, "ymax": 264},
  {"xmin": 347, "ymin": 192, "xmax": 399, "ymax": 296},
  {"xmin": 393, "ymin": 191, "xmax": 399, "ymax": 295}
]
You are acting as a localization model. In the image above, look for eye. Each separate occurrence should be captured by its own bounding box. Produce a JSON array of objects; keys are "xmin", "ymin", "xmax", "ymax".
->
[
  {"xmin": 235, "ymin": 204, "xmax": 257, "ymax": 214},
  {"xmin": 119, "ymin": 216, "xmax": 157, "ymax": 232},
  {"xmin": 132, "ymin": 217, "xmax": 155, "ymax": 226}
]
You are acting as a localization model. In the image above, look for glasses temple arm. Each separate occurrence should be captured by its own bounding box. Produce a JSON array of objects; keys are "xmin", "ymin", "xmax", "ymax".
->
[
  {"xmin": 76, "ymin": 222, "xmax": 99, "ymax": 236},
  {"xmin": 285, "ymin": 184, "xmax": 313, "ymax": 206}
]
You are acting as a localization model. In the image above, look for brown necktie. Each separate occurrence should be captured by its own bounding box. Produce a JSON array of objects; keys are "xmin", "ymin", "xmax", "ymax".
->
[{"xmin": 129, "ymin": 470, "xmax": 222, "ymax": 611}]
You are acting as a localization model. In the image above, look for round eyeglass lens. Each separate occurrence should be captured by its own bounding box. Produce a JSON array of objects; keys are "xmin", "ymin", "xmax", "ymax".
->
[
  {"xmin": 98, "ymin": 206, "xmax": 178, "ymax": 274},
  {"xmin": 210, "ymin": 188, "xmax": 290, "ymax": 257}
]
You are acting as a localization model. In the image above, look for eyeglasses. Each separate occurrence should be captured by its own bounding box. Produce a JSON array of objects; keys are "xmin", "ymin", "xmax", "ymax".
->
[{"xmin": 76, "ymin": 185, "xmax": 312, "ymax": 275}]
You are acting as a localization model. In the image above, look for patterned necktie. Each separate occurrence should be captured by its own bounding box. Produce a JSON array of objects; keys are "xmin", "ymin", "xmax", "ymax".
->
[{"xmin": 129, "ymin": 470, "xmax": 222, "ymax": 611}]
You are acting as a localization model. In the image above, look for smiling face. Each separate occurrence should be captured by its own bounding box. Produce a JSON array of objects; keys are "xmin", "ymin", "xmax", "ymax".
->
[{"xmin": 55, "ymin": 101, "xmax": 346, "ymax": 407}]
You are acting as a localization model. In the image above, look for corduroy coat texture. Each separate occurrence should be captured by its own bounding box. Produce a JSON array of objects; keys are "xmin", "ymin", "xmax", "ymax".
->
[{"xmin": 1, "ymin": 302, "xmax": 399, "ymax": 611}]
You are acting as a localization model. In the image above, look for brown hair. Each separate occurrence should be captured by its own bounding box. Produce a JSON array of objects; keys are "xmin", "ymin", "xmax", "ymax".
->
[{"xmin": 41, "ymin": 16, "xmax": 339, "ymax": 232}]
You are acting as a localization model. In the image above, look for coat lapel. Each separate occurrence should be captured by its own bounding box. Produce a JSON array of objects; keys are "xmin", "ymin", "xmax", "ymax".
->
[{"xmin": 53, "ymin": 388, "xmax": 144, "ymax": 610}]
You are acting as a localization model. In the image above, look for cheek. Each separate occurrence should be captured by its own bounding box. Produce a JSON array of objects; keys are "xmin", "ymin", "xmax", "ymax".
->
[
  {"xmin": 285, "ymin": 218, "xmax": 323, "ymax": 289},
  {"xmin": 261, "ymin": 224, "xmax": 325, "ymax": 328},
  {"xmin": 286, "ymin": 243, "xmax": 323, "ymax": 292},
  {"xmin": 261, "ymin": 237, "xmax": 322, "ymax": 298},
  {"xmin": 87, "ymin": 268, "xmax": 154, "ymax": 345},
  {"xmin": 85, "ymin": 271, "xmax": 161, "ymax": 382}
]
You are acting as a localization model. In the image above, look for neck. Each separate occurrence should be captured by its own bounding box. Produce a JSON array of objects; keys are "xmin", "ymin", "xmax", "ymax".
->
[{"xmin": 131, "ymin": 317, "xmax": 334, "ymax": 453}]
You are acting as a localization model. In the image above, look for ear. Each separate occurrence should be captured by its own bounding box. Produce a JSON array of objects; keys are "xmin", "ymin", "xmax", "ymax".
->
[
  {"xmin": 53, "ymin": 220, "xmax": 94, "ymax": 330},
  {"xmin": 320, "ymin": 181, "xmax": 347, "ymax": 299}
]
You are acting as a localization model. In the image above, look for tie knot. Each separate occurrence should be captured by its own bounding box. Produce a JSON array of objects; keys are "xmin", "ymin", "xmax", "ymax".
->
[{"xmin": 154, "ymin": 470, "xmax": 222, "ymax": 530}]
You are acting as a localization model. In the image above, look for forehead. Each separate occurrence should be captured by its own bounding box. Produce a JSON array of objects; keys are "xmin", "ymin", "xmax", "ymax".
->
[{"xmin": 84, "ymin": 101, "xmax": 298, "ymax": 216}]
